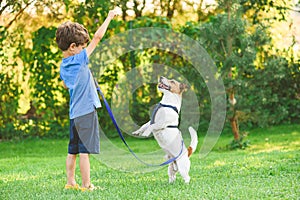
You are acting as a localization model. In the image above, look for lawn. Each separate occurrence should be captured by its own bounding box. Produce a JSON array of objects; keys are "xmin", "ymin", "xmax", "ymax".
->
[{"xmin": 0, "ymin": 124, "xmax": 299, "ymax": 200}]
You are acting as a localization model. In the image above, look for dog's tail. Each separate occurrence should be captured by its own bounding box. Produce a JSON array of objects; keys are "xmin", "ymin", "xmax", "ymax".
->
[{"xmin": 187, "ymin": 126, "xmax": 198, "ymax": 157}]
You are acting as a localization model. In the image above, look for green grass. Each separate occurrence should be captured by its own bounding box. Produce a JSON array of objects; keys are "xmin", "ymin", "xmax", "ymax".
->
[{"xmin": 0, "ymin": 124, "xmax": 299, "ymax": 200}]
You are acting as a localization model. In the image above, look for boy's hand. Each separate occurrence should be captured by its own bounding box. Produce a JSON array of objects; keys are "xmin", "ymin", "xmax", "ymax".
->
[
  {"xmin": 86, "ymin": 9, "xmax": 120, "ymax": 57},
  {"xmin": 108, "ymin": 10, "xmax": 119, "ymax": 19}
]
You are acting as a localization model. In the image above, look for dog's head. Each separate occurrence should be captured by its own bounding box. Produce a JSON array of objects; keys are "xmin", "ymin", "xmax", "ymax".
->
[{"xmin": 158, "ymin": 76, "xmax": 188, "ymax": 95}]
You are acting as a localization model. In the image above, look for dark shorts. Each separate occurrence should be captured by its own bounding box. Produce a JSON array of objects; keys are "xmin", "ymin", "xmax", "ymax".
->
[{"xmin": 68, "ymin": 110, "xmax": 100, "ymax": 154}]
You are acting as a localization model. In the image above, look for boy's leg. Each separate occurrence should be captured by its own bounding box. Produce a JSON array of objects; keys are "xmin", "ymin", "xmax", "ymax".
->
[
  {"xmin": 74, "ymin": 110, "xmax": 99, "ymax": 190},
  {"xmin": 66, "ymin": 154, "xmax": 77, "ymax": 185},
  {"xmin": 79, "ymin": 153, "xmax": 91, "ymax": 188}
]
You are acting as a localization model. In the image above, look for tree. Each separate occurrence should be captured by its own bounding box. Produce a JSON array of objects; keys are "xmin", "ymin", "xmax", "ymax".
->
[
  {"xmin": 181, "ymin": 0, "xmax": 268, "ymax": 147},
  {"xmin": 0, "ymin": 0, "xmax": 298, "ymax": 140},
  {"xmin": 181, "ymin": 0, "xmax": 299, "ymax": 147}
]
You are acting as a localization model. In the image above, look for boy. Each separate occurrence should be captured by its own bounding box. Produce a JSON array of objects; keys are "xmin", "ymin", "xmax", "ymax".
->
[{"xmin": 56, "ymin": 10, "xmax": 117, "ymax": 191}]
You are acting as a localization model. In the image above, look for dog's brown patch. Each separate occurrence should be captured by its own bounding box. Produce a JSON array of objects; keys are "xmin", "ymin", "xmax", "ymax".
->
[
  {"xmin": 179, "ymin": 83, "xmax": 188, "ymax": 93},
  {"xmin": 187, "ymin": 146, "xmax": 193, "ymax": 157},
  {"xmin": 169, "ymin": 80, "xmax": 187, "ymax": 95}
]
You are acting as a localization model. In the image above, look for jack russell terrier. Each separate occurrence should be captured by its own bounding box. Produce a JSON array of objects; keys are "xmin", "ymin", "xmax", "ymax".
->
[{"xmin": 133, "ymin": 76, "xmax": 198, "ymax": 184}]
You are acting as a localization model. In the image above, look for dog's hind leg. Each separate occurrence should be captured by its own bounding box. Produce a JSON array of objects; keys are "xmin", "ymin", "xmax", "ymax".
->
[
  {"xmin": 176, "ymin": 154, "xmax": 191, "ymax": 184},
  {"xmin": 168, "ymin": 161, "xmax": 178, "ymax": 183}
]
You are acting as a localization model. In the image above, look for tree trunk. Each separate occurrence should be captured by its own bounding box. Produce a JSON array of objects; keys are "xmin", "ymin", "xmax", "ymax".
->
[
  {"xmin": 226, "ymin": 1, "xmax": 240, "ymax": 141},
  {"xmin": 133, "ymin": 0, "xmax": 146, "ymax": 18},
  {"xmin": 230, "ymin": 114, "xmax": 239, "ymax": 140},
  {"xmin": 229, "ymin": 89, "xmax": 239, "ymax": 140},
  {"xmin": 166, "ymin": 0, "xmax": 179, "ymax": 19}
]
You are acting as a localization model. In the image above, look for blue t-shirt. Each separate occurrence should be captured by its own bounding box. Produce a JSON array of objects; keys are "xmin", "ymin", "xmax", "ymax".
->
[{"xmin": 60, "ymin": 49, "xmax": 101, "ymax": 119}]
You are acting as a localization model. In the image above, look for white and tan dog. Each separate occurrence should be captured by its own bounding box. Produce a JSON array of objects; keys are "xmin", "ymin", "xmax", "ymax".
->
[{"xmin": 133, "ymin": 76, "xmax": 198, "ymax": 184}]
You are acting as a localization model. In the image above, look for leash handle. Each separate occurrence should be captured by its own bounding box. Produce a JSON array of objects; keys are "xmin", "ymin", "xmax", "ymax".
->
[{"xmin": 94, "ymin": 79, "xmax": 183, "ymax": 167}]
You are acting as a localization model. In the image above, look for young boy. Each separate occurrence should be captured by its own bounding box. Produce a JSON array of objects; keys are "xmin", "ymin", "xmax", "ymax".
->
[{"xmin": 56, "ymin": 10, "xmax": 117, "ymax": 191}]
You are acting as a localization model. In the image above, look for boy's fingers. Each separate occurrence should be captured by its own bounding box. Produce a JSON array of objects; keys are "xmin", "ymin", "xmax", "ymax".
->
[
  {"xmin": 113, "ymin": 8, "xmax": 122, "ymax": 16},
  {"xmin": 109, "ymin": 10, "xmax": 118, "ymax": 17}
]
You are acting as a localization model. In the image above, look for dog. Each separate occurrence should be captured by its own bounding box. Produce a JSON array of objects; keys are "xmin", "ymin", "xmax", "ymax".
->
[{"xmin": 132, "ymin": 76, "xmax": 198, "ymax": 184}]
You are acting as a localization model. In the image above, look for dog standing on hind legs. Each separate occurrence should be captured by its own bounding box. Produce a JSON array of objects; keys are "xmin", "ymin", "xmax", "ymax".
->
[{"xmin": 132, "ymin": 76, "xmax": 198, "ymax": 184}]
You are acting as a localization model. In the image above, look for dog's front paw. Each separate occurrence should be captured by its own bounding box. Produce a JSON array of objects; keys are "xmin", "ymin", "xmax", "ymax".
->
[
  {"xmin": 132, "ymin": 130, "xmax": 141, "ymax": 136},
  {"xmin": 141, "ymin": 128, "xmax": 152, "ymax": 137}
]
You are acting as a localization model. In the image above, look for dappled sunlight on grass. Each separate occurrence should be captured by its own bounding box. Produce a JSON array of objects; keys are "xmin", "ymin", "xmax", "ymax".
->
[
  {"xmin": 0, "ymin": 173, "xmax": 39, "ymax": 183},
  {"xmin": 249, "ymin": 142, "xmax": 297, "ymax": 154},
  {"xmin": 212, "ymin": 160, "xmax": 226, "ymax": 167},
  {"xmin": 248, "ymin": 128, "xmax": 300, "ymax": 154}
]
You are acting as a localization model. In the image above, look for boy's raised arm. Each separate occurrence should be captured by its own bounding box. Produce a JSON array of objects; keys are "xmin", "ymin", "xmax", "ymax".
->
[{"xmin": 86, "ymin": 10, "xmax": 118, "ymax": 57}]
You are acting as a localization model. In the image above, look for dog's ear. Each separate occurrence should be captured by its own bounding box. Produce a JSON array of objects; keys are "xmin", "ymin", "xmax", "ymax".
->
[{"xmin": 180, "ymin": 83, "xmax": 188, "ymax": 92}]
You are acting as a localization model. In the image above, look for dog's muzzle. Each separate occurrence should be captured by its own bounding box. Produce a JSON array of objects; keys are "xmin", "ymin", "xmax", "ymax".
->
[
  {"xmin": 158, "ymin": 76, "xmax": 171, "ymax": 90},
  {"xmin": 158, "ymin": 83, "xmax": 170, "ymax": 90}
]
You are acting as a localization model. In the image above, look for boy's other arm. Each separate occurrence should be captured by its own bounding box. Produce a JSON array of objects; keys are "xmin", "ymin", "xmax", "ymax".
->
[{"xmin": 86, "ymin": 10, "xmax": 117, "ymax": 57}]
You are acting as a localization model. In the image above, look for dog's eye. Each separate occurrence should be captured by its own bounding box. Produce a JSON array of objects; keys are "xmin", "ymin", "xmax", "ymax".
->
[{"xmin": 170, "ymin": 80, "xmax": 175, "ymax": 84}]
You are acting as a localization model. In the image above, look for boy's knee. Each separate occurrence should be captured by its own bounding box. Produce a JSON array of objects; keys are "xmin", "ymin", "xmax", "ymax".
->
[
  {"xmin": 79, "ymin": 153, "xmax": 89, "ymax": 159},
  {"xmin": 67, "ymin": 154, "xmax": 77, "ymax": 159}
]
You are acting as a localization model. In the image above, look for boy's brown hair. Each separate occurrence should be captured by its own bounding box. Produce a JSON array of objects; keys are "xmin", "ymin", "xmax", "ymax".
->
[{"xmin": 56, "ymin": 21, "xmax": 90, "ymax": 51}]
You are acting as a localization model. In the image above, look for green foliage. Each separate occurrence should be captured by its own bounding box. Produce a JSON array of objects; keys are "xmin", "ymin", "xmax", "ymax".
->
[
  {"xmin": 181, "ymin": 5, "xmax": 299, "ymax": 131},
  {"xmin": 0, "ymin": 26, "xmax": 23, "ymax": 139},
  {"xmin": 240, "ymin": 56, "xmax": 300, "ymax": 127},
  {"xmin": 227, "ymin": 134, "xmax": 250, "ymax": 150},
  {"xmin": 0, "ymin": 72, "xmax": 22, "ymax": 139},
  {"xmin": 0, "ymin": 0, "xmax": 298, "ymax": 139},
  {"xmin": 18, "ymin": 26, "xmax": 69, "ymax": 137}
]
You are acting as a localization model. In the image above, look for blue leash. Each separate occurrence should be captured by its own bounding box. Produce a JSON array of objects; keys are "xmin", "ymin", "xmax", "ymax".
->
[{"xmin": 94, "ymin": 80, "xmax": 183, "ymax": 167}]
